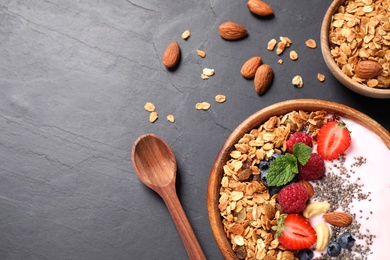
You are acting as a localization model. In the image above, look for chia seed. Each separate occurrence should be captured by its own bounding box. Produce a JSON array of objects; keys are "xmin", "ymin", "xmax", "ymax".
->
[{"xmin": 312, "ymin": 154, "xmax": 373, "ymax": 259}]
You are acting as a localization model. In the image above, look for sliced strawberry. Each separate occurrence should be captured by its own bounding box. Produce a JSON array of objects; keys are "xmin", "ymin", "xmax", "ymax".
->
[
  {"xmin": 276, "ymin": 214, "xmax": 317, "ymax": 250},
  {"xmin": 317, "ymin": 121, "xmax": 351, "ymax": 160}
]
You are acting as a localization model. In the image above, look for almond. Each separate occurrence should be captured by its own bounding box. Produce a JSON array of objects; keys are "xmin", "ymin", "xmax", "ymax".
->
[
  {"xmin": 298, "ymin": 180, "xmax": 314, "ymax": 198},
  {"xmin": 162, "ymin": 41, "xmax": 180, "ymax": 69},
  {"xmin": 254, "ymin": 64, "xmax": 273, "ymax": 95},
  {"xmin": 218, "ymin": 22, "xmax": 248, "ymax": 41},
  {"xmin": 323, "ymin": 212, "xmax": 353, "ymax": 227},
  {"xmin": 354, "ymin": 60, "xmax": 382, "ymax": 79},
  {"xmin": 247, "ymin": 0, "xmax": 274, "ymax": 16},
  {"xmin": 240, "ymin": 56, "xmax": 262, "ymax": 79}
]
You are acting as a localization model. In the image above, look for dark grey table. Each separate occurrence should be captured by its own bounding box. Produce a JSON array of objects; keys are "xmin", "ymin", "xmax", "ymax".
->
[{"xmin": 1, "ymin": 1, "xmax": 389, "ymax": 259}]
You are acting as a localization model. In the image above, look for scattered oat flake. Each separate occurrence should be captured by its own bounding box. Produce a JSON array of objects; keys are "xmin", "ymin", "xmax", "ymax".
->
[
  {"xmin": 149, "ymin": 111, "xmax": 158, "ymax": 123},
  {"xmin": 267, "ymin": 39, "xmax": 277, "ymax": 50},
  {"xmin": 195, "ymin": 102, "xmax": 211, "ymax": 110},
  {"xmin": 167, "ymin": 114, "xmax": 175, "ymax": 123},
  {"xmin": 144, "ymin": 102, "xmax": 155, "ymax": 112},
  {"xmin": 305, "ymin": 39, "xmax": 317, "ymax": 48},
  {"xmin": 292, "ymin": 75, "xmax": 303, "ymax": 88},
  {"xmin": 289, "ymin": 50, "xmax": 298, "ymax": 60},
  {"xmin": 278, "ymin": 59, "xmax": 283, "ymax": 64},
  {"xmin": 276, "ymin": 42, "xmax": 286, "ymax": 55},
  {"xmin": 201, "ymin": 74, "xmax": 209, "ymax": 80},
  {"xmin": 181, "ymin": 30, "xmax": 190, "ymax": 40},
  {"xmin": 215, "ymin": 94, "xmax": 226, "ymax": 103},
  {"xmin": 203, "ymin": 68, "xmax": 215, "ymax": 76},
  {"xmin": 196, "ymin": 49, "xmax": 206, "ymax": 58},
  {"xmin": 280, "ymin": 36, "xmax": 292, "ymax": 47},
  {"xmin": 317, "ymin": 73, "xmax": 326, "ymax": 82}
]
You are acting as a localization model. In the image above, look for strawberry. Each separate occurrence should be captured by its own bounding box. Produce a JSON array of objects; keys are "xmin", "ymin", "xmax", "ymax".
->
[
  {"xmin": 317, "ymin": 120, "xmax": 351, "ymax": 160},
  {"xmin": 275, "ymin": 214, "xmax": 317, "ymax": 250}
]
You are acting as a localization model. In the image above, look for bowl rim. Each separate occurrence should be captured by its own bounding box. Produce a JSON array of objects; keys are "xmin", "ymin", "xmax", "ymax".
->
[
  {"xmin": 207, "ymin": 99, "xmax": 390, "ymax": 259},
  {"xmin": 320, "ymin": 0, "xmax": 390, "ymax": 99}
]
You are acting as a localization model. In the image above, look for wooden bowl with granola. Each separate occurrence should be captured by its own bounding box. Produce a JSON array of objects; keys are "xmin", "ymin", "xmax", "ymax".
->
[
  {"xmin": 320, "ymin": 0, "xmax": 390, "ymax": 98},
  {"xmin": 207, "ymin": 99, "xmax": 390, "ymax": 259}
]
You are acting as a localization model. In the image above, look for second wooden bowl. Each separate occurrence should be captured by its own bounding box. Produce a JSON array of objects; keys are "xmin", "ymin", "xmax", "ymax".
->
[{"xmin": 320, "ymin": 0, "xmax": 390, "ymax": 99}]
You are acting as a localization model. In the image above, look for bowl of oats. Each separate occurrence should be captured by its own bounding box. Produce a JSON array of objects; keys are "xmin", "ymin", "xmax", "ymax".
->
[
  {"xmin": 207, "ymin": 99, "xmax": 390, "ymax": 259},
  {"xmin": 320, "ymin": 0, "xmax": 390, "ymax": 98}
]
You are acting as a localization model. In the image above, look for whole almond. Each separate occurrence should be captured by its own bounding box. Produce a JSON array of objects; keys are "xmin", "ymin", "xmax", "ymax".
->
[
  {"xmin": 298, "ymin": 180, "xmax": 314, "ymax": 198},
  {"xmin": 247, "ymin": 0, "xmax": 274, "ymax": 16},
  {"xmin": 162, "ymin": 41, "xmax": 180, "ymax": 69},
  {"xmin": 323, "ymin": 212, "xmax": 353, "ymax": 227},
  {"xmin": 218, "ymin": 22, "xmax": 248, "ymax": 41},
  {"xmin": 354, "ymin": 60, "xmax": 382, "ymax": 79},
  {"xmin": 241, "ymin": 56, "xmax": 262, "ymax": 79},
  {"xmin": 254, "ymin": 64, "xmax": 273, "ymax": 95}
]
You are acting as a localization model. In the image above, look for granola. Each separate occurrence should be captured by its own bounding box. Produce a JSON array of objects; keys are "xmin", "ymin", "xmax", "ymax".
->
[
  {"xmin": 329, "ymin": 0, "xmax": 390, "ymax": 88},
  {"xmin": 219, "ymin": 110, "xmax": 330, "ymax": 260}
]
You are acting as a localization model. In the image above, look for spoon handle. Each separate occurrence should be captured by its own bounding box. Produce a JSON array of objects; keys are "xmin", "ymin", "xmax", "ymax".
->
[{"xmin": 159, "ymin": 184, "xmax": 206, "ymax": 260}]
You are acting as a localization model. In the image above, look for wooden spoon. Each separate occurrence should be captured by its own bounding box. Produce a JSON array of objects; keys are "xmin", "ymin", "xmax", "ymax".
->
[{"xmin": 132, "ymin": 133, "xmax": 206, "ymax": 260}]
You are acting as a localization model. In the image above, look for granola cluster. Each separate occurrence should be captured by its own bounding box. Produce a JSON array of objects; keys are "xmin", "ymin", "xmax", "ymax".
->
[
  {"xmin": 219, "ymin": 110, "xmax": 330, "ymax": 260},
  {"xmin": 329, "ymin": 0, "xmax": 390, "ymax": 88}
]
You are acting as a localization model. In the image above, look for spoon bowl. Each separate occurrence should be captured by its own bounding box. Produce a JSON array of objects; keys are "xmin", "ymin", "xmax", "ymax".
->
[
  {"xmin": 132, "ymin": 133, "xmax": 176, "ymax": 191},
  {"xmin": 132, "ymin": 133, "xmax": 206, "ymax": 260}
]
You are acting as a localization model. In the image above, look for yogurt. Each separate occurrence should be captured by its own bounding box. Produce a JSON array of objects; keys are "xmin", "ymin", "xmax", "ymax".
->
[{"xmin": 310, "ymin": 118, "xmax": 390, "ymax": 259}]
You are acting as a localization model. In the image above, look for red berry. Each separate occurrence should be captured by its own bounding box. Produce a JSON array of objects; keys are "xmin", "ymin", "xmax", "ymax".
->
[
  {"xmin": 317, "ymin": 121, "xmax": 351, "ymax": 160},
  {"xmin": 277, "ymin": 183, "xmax": 308, "ymax": 213},
  {"xmin": 277, "ymin": 214, "xmax": 317, "ymax": 250},
  {"xmin": 286, "ymin": 132, "xmax": 313, "ymax": 154},
  {"xmin": 298, "ymin": 153, "xmax": 325, "ymax": 181}
]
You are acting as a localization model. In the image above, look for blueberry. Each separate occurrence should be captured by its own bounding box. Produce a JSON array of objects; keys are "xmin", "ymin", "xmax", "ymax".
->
[
  {"xmin": 297, "ymin": 248, "xmax": 313, "ymax": 260},
  {"xmin": 338, "ymin": 232, "xmax": 355, "ymax": 249},
  {"xmin": 260, "ymin": 170, "xmax": 268, "ymax": 186},
  {"xmin": 268, "ymin": 186, "xmax": 282, "ymax": 197},
  {"xmin": 259, "ymin": 160, "xmax": 270, "ymax": 171},
  {"xmin": 327, "ymin": 241, "xmax": 342, "ymax": 257}
]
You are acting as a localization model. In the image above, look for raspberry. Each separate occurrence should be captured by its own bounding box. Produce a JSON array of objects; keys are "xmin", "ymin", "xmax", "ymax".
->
[
  {"xmin": 286, "ymin": 132, "xmax": 313, "ymax": 154},
  {"xmin": 277, "ymin": 182, "xmax": 308, "ymax": 213},
  {"xmin": 298, "ymin": 153, "xmax": 325, "ymax": 181}
]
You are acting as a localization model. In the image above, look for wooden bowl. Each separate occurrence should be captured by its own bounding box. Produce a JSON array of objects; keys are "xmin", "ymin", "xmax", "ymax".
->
[
  {"xmin": 207, "ymin": 99, "xmax": 390, "ymax": 259},
  {"xmin": 320, "ymin": 0, "xmax": 390, "ymax": 99}
]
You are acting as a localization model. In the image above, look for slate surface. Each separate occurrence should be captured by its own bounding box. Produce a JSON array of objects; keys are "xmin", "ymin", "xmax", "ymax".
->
[{"xmin": 1, "ymin": 1, "xmax": 390, "ymax": 260}]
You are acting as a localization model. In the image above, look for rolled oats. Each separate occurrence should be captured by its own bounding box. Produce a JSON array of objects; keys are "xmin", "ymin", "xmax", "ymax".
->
[
  {"xmin": 144, "ymin": 102, "xmax": 156, "ymax": 112},
  {"xmin": 305, "ymin": 39, "xmax": 317, "ymax": 49},
  {"xmin": 167, "ymin": 114, "xmax": 175, "ymax": 123},
  {"xmin": 215, "ymin": 94, "xmax": 227, "ymax": 103},
  {"xmin": 149, "ymin": 111, "xmax": 158, "ymax": 123}
]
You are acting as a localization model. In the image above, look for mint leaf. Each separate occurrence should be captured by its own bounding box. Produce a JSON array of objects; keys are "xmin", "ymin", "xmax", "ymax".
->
[
  {"xmin": 293, "ymin": 142, "xmax": 312, "ymax": 165},
  {"xmin": 266, "ymin": 153, "xmax": 298, "ymax": 186}
]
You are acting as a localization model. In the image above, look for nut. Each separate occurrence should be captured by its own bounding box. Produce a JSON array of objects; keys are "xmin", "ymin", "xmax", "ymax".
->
[
  {"xmin": 315, "ymin": 222, "xmax": 330, "ymax": 251},
  {"xmin": 218, "ymin": 22, "xmax": 248, "ymax": 41},
  {"xmin": 254, "ymin": 64, "xmax": 273, "ymax": 95},
  {"xmin": 240, "ymin": 56, "xmax": 262, "ymax": 79},
  {"xmin": 292, "ymin": 75, "xmax": 303, "ymax": 88},
  {"xmin": 298, "ymin": 180, "xmax": 314, "ymax": 198},
  {"xmin": 162, "ymin": 41, "xmax": 180, "ymax": 69},
  {"xmin": 354, "ymin": 60, "xmax": 383, "ymax": 79},
  {"xmin": 323, "ymin": 212, "xmax": 353, "ymax": 227},
  {"xmin": 247, "ymin": 0, "xmax": 274, "ymax": 16},
  {"xmin": 302, "ymin": 201, "xmax": 330, "ymax": 219}
]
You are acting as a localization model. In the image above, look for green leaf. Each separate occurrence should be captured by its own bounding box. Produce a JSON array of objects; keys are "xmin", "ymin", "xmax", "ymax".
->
[
  {"xmin": 293, "ymin": 142, "xmax": 312, "ymax": 165},
  {"xmin": 266, "ymin": 153, "xmax": 298, "ymax": 186}
]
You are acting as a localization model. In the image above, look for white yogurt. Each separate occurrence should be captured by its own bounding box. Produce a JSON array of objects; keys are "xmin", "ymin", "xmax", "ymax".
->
[{"xmin": 310, "ymin": 118, "xmax": 390, "ymax": 259}]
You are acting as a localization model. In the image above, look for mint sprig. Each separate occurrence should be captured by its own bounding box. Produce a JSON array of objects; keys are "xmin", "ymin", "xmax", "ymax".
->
[{"xmin": 266, "ymin": 143, "xmax": 312, "ymax": 186}]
